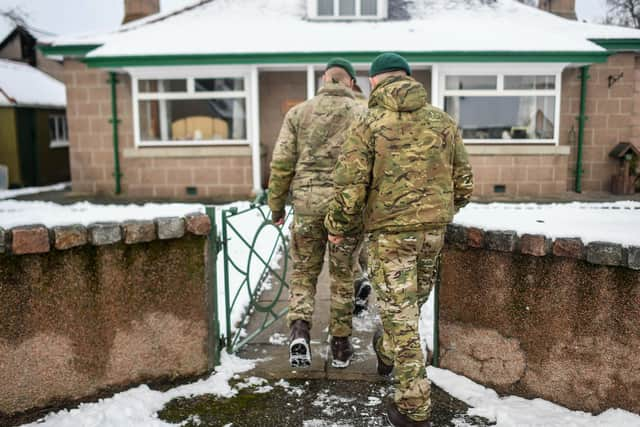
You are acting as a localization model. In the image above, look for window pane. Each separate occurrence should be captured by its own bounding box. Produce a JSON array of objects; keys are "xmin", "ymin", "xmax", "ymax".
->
[
  {"xmin": 48, "ymin": 116, "xmax": 57, "ymax": 140},
  {"xmin": 195, "ymin": 78, "xmax": 244, "ymax": 92},
  {"xmin": 504, "ymin": 75, "xmax": 556, "ymax": 90},
  {"xmin": 361, "ymin": 0, "xmax": 377, "ymax": 15},
  {"xmin": 139, "ymin": 98, "xmax": 247, "ymax": 142},
  {"xmin": 138, "ymin": 79, "xmax": 187, "ymax": 93},
  {"xmin": 59, "ymin": 116, "xmax": 69, "ymax": 141},
  {"xmin": 445, "ymin": 75, "xmax": 497, "ymax": 90},
  {"xmin": 444, "ymin": 96, "xmax": 556, "ymax": 140},
  {"xmin": 339, "ymin": 0, "xmax": 355, "ymax": 15},
  {"xmin": 318, "ymin": 0, "xmax": 333, "ymax": 15}
]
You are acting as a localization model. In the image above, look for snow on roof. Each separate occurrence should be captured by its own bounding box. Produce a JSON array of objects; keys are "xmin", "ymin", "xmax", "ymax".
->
[
  {"xmin": 0, "ymin": 15, "xmax": 16, "ymax": 44},
  {"xmin": 0, "ymin": 59, "xmax": 66, "ymax": 108},
  {"xmin": 40, "ymin": 0, "xmax": 208, "ymax": 48},
  {"xmin": 67, "ymin": 0, "xmax": 640, "ymax": 60}
]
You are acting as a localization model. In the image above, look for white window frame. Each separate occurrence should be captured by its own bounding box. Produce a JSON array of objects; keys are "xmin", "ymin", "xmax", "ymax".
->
[
  {"xmin": 437, "ymin": 64, "xmax": 563, "ymax": 145},
  {"xmin": 307, "ymin": 0, "xmax": 388, "ymax": 20},
  {"xmin": 49, "ymin": 114, "xmax": 69, "ymax": 148},
  {"xmin": 130, "ymin": 66, "xmax": 252, "ymax": 147}
]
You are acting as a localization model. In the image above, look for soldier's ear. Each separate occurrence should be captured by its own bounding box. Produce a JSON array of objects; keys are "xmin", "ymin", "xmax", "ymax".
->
[{"xmin": 369, "ymin": 77, "xmax": 376, "ymax": 89}]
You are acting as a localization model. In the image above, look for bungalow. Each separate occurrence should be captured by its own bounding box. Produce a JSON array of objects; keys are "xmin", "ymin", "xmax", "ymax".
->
[
  {"xmin": 0, "ymin": 59, "xmax": 69, "ymax": 188},
  {"xmin": 40, "ymin": 0, "xmax": 640, "ymax": 199}
]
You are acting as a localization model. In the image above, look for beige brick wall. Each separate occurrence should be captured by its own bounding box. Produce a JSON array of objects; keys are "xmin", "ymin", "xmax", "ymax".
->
[
  {"xmin": 560, "ymin": 53, "xmax": 638, "ymax": 193},
  {"xmin": 64, "ymin": 60, "xmax": 253, "ymax": 199},
  {"xmin": 470, "ymin": 154, "xmax": 568, "ymax": 197}
]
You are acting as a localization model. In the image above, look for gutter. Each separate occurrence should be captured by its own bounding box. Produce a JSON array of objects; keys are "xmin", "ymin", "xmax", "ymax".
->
[
  {"xmin": 575, "ymin": 66, "xmax": 589, "ymax": 193},
  {"xmin": 108, "ymin": 72, "xmax": 123, "ymax": 195}
]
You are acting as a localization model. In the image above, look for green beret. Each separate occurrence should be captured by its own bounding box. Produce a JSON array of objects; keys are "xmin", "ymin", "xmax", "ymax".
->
[
  {"xmin": 325, "ymin": 57, "xmax": 357, "ymax": 81},
  {"xmin": 369, "ymin": 53, "xmax": 412, "ymax": 77}
]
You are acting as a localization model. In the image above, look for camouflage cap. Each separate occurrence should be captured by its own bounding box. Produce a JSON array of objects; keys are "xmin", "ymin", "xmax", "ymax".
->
[
  {"xmin": 326, "ymin": 58, "xmax": 357, "ymax": 81},
  {"xmin": 369, "ymin": 53, "xmax": 412, "ymax": 77}
]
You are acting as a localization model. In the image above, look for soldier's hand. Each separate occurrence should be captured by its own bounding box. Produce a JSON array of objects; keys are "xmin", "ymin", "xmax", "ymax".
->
[
  {"xmin": 272, "ymin": 211, "xmax": 285, "ymax": 226},
  {"xmin": 328, "ymin": 234, "xmax": 344, "ymax": 245}
]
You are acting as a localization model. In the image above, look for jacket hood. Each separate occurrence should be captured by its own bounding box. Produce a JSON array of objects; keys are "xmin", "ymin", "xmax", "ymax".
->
[
  {"xmin": 369, "ymin": 76, "xmax": 427, "ymax": 112},
  {"xmin": 318, "ymin": 82, "xmax": 356, "ymax": 98}
]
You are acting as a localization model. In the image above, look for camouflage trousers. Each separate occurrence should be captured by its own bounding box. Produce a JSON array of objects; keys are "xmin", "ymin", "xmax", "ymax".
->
[
  {"xmin": 368, "ymin": 227, "xmax": 445, "ymax": 422},
  {"xmin": 287, "ymin": 215, "xmax": 360, "ymax": 337}
]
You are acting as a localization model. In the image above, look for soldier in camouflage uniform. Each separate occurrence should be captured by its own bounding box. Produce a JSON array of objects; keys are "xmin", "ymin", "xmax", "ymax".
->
[
  {"xmin": 325, "ymin": 53, "xmax": 473, "ymax": 427},
  {"xmin": 268, "ymin": 58, "xmax": 366, "ymax": 369}
]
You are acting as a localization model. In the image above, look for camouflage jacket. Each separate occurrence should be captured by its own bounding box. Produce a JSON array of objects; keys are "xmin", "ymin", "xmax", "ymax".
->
[
  {"xmin": 268, "ymin": 83, "xmax": 365, "ymax": 216},
  {"xmin": 325, "ymin": 76, "xmax": 474, "ymax": 236}
]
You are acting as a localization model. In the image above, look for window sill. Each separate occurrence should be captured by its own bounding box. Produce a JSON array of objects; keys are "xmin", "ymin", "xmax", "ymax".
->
[
  {"xmin": 465, "ymin": 145, "xmax": 571, "ymax": 156},
  {"xmin": 123, "ymin": 146, "xmax": 252, "ymax": 159},
  {"xmin": 50, "ymin": 141, "xmax": 69, "ymax": 149}
]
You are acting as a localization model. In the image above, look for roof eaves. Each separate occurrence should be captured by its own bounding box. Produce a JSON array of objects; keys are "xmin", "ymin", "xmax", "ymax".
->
[
  {"xmin": 83, "ymin": 50, "xmax": 611, "ymax": 68},
  {"xmin": 590, "ymin": 38, "xmax": 640, "ymax": 52},
  {"xmin": 39, "ymin": 43, "xmax": 102, "ymax": 58}
]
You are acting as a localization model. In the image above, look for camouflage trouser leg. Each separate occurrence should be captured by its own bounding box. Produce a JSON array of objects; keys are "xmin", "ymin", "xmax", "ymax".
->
[
  {"xmin": 287, "ymin": 215, "xmax": 359, "ymax": 336},
  {"xmin": 328, "ymin": 236, "xmax": 360, "ymax": 337},
  {"xmin": 368, "ymin": 227, "xmax": 445, "ymax": 422},
  {"xmin": 287, "ymin": 215, "xmax": 326, "ymax": 329}
]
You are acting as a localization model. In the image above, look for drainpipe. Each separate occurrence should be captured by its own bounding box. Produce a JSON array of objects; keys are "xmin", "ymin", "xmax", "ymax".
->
[
  {"xmin": 109, "ymin": 72, "xmax": 123, "ymax": 195},
  {"xmin": 575, "ymin": 66, "xmax": 589, "ymax": 193}
]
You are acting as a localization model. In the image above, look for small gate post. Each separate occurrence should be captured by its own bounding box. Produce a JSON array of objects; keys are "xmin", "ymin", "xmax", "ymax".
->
[
  {"xmin": 432, "ymin": 255, "xmax": 441, "ymax": 368},
  {"xmin": 205, "ymin": 206, "xmax": 221, "ymax": 368}
]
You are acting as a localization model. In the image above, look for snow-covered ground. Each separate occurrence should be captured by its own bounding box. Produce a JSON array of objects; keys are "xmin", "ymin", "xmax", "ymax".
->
[
  {"xmin": 0, "ymin": 182, "xmax": 70, "ymax": 200},
  {"xmin": 19, "ymin": 351, "xmax": 256, "ymax": 427},
  {"xmin": 454, "ymin": 201, "xmax": 640, "ymax": 247}
]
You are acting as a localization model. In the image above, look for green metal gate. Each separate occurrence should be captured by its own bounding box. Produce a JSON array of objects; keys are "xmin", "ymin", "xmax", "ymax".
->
[
  {"xmin": 217, "ymin": 200, "xmax": 293, "ymax": 354},
  {"xmin": 206, "ymin": 198, "xmax": 441, "ymax": 367}
]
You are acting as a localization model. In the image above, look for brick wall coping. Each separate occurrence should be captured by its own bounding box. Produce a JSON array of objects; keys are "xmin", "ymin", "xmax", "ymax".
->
[
  {"xmin": 0, "ymin": 213, "xmax": 211, "ymax": 256},
  {"xmin": 445, "ymin": 224, "xmax": 640, "ymax": 271}
]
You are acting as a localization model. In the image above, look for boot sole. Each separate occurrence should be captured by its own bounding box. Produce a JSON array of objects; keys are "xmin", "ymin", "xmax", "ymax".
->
[
  {"xmin": 331, "ymin": 356, "xmax": 352, "ymax": 368},
  {"xmin": 289, "ymin": 338, "xmax": 311, "ymax": 368}
]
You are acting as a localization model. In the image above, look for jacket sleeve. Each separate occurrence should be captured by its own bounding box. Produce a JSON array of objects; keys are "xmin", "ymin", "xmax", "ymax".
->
[
  {"xmin": 324, "ymin": 116, "xmax": 373, "ymax": 236},
  {"xmin": 268, "ymin": 108, "xmax": 298, "ymax": 214},
  {"xmin": 451, "ymin": 127, "xmax": 474, "ymax": 212}
]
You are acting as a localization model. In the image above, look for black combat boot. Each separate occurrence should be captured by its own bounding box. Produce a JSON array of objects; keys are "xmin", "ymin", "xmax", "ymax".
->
[
  {"xmin": 289, "ymin": 319, "xmax": 311, "ymax": 368},
  {"xmin": 330, "ymin": 336, "xmax": 353, "ymax": 368},
  {"xmin": 353, "ymin": 276, "xmax": 372, "ymax": 315},
  {"xmin": 386, "ymin": 400, "xmax": 432, "ymax": 427},
  {"xmin": 373, "ymin": 328, "xmax": 393, "ymax": 376}
]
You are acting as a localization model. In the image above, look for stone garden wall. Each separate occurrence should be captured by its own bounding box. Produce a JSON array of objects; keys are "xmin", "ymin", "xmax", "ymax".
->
[
  {"xmin": 0, "ymin": 213, "xmax": 213, "ymax": 422},
  {"xmin": 441, "ymin": 225, "xmax": 640, "ymax": 414}
]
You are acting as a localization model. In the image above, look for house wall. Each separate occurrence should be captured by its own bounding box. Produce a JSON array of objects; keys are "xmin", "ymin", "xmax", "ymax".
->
[
  {"xmin": 470, "ymin": 52, "xmax": 640, "ymax": 197},
  {"xmin": 0, "ymin": 107, "xmax": 21, "ymax": 186},
  {"xmin": 0, "ymin": 36, "xmax": 21, "ymax": 61},
  {"xmin": 561, "ymin": 53, "xmax": 639, "ymax": 192},
  {"xmin": 63, "ymin": 60, "xmax": 253, "ymax": 200}
]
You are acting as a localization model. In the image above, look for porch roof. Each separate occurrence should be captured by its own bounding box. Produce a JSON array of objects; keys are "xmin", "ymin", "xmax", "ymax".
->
[{"xmin": 41, "ymin": 0, "xmax": 640, "ymax": 67}]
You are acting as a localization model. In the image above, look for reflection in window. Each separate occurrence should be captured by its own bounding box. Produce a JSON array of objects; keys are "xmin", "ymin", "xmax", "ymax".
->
[
  {"xmin": 139, "ymin": 99, "xmax": 246, "ymax": 142},
  {"xmin": 195, "ymin": 78, "xmax": 244, "ymax": 92},
  {"xmin": 504, "ymin": 75, "xmax": 555, "ymax": 90},
  {"xmin": 339, "ymin": 0, "xmax": 356, "ymax": 15},
  {"xmin": 138, "ymin": 79, "xmax": 187, "ymax": 93},
  {"xmin": 444, "ymin": 96, "xmax": 555, "ymax": 140},
  {"xmin": 361, "ymin": 0, "xmax": 377, "ymax": 15},
  {"xmin": 318, "ymin": 0, "xmax": 333, "ymax": 15},
  {"xmin": 445, "ymin": 76, "xmax": 497, "ymax": 90}
]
